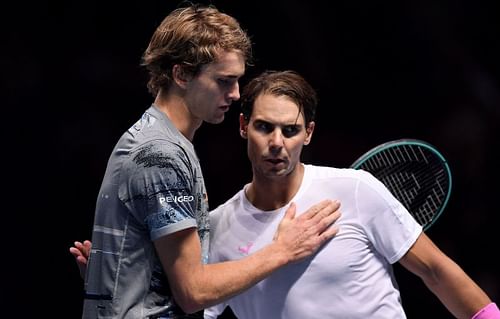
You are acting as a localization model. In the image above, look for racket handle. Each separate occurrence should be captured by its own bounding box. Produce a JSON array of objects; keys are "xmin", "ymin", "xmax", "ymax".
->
[{"xmin": 472, "ymin": 303, "xmax": 500, "ymax": 319}]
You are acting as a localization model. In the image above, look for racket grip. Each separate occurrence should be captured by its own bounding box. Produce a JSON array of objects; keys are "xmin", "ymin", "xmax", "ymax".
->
[{"xmin": 472, "ymin": 303, "xmax": 500, "ymax": 319}]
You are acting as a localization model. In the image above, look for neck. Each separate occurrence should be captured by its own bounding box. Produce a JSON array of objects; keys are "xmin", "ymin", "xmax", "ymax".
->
[
  {"xmin": 246, "ymin": 163, "xmax": 305, "ymax": 211},
  {"xmin": 153, "ymin": 89, "xmax": 202, "ymax": 141}
]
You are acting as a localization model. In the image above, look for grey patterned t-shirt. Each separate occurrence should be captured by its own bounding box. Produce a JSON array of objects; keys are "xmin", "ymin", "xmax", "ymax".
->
[{"xmin": 82, "ymin": 106, "xmax": 209, "ymax": 318}]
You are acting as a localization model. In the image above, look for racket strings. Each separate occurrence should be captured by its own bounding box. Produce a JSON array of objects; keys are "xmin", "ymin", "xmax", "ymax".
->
[{"xmin": 358, "ymin": 145, "xmax": 450, "ymax": 227}]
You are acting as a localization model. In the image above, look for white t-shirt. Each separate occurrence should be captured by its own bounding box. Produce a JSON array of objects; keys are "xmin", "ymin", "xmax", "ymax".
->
[{"xmin": 205, "ymin": 164, "xmax": 422, "ymax": 319}]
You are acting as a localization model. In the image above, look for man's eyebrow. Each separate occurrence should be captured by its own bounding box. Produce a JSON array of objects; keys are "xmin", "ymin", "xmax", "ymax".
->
[
  {"xmin": 218, "ymin": 73, "xmax": 240, "ymax": 79},
  {"xmin": 253, "ymin": 119, "xmax": 301, "ymax": 126},
  {"xmin": 253, "ymin": 119, "xmax": 271, "ymax": 124}
]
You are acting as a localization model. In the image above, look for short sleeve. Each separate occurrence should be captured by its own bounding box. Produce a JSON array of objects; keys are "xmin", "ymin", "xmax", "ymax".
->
[
  {"xmin": 204, "ymin": 302, "xmax": 228, "ymax": 319},
  {"xmin": 355, "ymin": 170, "xmax": 422, "ymax": 264},
  {"xmin": 119, "ymin": 141, "xmax": 198, "ymax": 240}
]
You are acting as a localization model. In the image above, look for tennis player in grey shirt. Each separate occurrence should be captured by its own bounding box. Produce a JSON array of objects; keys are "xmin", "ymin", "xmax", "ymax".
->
[{"xmin": 84, "ymin": 106, "xmax": 210, "ymax": 317}]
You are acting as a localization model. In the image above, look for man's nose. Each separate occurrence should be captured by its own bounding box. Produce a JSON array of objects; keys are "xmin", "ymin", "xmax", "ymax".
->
[
  {"xmin": 269, "ymin": 129, "xmax": 284, "ymax": 152},
  {"xmin": 226, "ymin": 82, "xmax": 240, "ymax": 101}
]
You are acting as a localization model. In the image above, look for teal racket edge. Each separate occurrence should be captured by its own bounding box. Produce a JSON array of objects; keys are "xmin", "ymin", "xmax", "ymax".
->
[{"xmin": 351, "ymin": 139, "xmax": 452, "ymax": 231}]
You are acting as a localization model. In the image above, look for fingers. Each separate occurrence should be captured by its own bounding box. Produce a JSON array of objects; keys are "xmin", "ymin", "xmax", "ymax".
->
[
  {"xmin": 83, "ymin": 240, "xmax": 92, "ymax": 250},
  {"xmin": 70, "ymin": 240, "xmax": 91, "ymax": 280},
  {"xmin": 76, "ymin": 255, "xmax": 88, "ymax": 266},
  {"xmin": 301, "ymin": 199, "xmax": 340, "ymax": 221},
  {"xmin": 299, "ymin": 200, "xmax": 341, "ymax": 248},
  {"xmin": 316, "ymin": 206, "xmax": 341, "ymax": 230},
  {"xmin": 273, "ymin": 199, "xmax": 342, "ymax": 263},
  {"xmin": 70, "ymin": 240, "xmax": 92, "ymax": 259},
  {"xmin": 316, "ymin": 210, "xmax": 342, "ymax": 242},
  {"xmin": 300, "ymin": 199, "xmax": 331, "ymax": 219},
  {"xmin": 69, "ymin": 246, "xmax": 82, "ymax": 258},
  {"xmin": 82, "ymin": 240, "xmax": 92, "ymax": 257}
]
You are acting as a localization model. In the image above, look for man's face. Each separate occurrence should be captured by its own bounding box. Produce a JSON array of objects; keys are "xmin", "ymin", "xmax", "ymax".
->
[
  {"xmin": 184, "ymin": 50, "xmax": 245, "ymax": 124},
  {"xmin": 241, "ymin": 93, "xmax": 315, "ymax": 179}
]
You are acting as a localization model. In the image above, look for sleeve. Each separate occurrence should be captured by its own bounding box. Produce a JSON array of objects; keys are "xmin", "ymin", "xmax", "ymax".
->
[
  {"xmin": 355, "ymin": 170, "xmax": 423, "ymax": 264},
  {"xmin": 204, "ymin": 303, "xmax": 228, "ymax": 319},
  {"xmin": 119, "ymin": 141, "xmax": 198, "ymax": 240}
]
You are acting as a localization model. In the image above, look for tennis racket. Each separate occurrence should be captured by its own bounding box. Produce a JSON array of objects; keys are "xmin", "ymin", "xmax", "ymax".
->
[{"xmin": 351, "ymin": 139, "xmax": 452, "ymax": 231}]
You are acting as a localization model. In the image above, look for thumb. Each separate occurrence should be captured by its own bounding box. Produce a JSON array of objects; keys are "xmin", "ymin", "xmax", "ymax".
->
[
  {"xmin": 283, "ymin": 202, "xmax": 297, "ymax": 221},
  {"xmin": 274, "ymin": 202, "xmax": 297, "ymax": 241}
]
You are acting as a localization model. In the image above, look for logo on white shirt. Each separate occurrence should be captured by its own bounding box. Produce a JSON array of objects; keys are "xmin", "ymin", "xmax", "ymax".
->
[{"xmin": 238, "ymin": 242, "xmax": 254, "ymax": 255}]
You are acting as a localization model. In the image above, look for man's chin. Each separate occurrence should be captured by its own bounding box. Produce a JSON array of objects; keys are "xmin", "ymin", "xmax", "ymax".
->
[
  {"xmin": 264, "ymin": 168, "xmax": 289, "ymax": 178},
  {"xmin": 205, "ymin": 116, "xmax": 225, "ymax": 125}
]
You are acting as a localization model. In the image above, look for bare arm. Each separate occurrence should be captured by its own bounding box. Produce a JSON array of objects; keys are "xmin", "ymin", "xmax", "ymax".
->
[
  {"xmin": 69, "ymin": 200, "xmax": 341, "ymax": 313},
  {"xmin": 399, "ymin": 232, "xmax": 492, "ymax": 318},
  {"xmin": 156, "ymin": 200, "xmax": 341, "ymax": 314}
]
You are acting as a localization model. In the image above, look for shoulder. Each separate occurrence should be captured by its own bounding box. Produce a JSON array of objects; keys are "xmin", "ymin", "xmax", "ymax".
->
[
  {"xmin": 130, "ymin": 139, "xmax": 189, "ymax": 167},
  {"xmin": 116, "ymin": 140, "xmax": 190, "ymax": 180},
  {"xmin": 210, "ymin": 191, "xmax": 241, "ymax": 216},
  {"xmin": 304, "ymin": 164, "xmax": 377, "ymax": 183},
  {"xmin": 119, "ymin": 139, "xmax": 195, "ymax": 191},
  {"xmin": 209, "ymin": 191, "xmax": 242, "ymax": 224},
  {"xmin": 303, "ymin": 165, "xmax": 389, "ymax": 201}
]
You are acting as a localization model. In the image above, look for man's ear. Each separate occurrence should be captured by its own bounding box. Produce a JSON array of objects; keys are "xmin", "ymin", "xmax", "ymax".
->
[
  {"xmin": 172, "ymin": 64, "xmax": 190, "ymax": 89},
  {"xmin": 304, "ymin": 121, "xmax": 315, "ymax": 145},
  {"xmin": 239, "ymin": 113, "xmax": 248, "ymax": 139}
]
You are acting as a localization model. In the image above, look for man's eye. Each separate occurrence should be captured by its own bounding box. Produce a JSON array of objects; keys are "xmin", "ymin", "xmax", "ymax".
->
[
  {"xmin": 282, "ymin": 126, "xmax": 300, "ymax": 138},
  {"xmin": 218, "ymin": 78, "xmax": 232, "ymax": 86},
  {"xmin": 255, "ymin": 122, "xmax": 272, "ymax": 132}
]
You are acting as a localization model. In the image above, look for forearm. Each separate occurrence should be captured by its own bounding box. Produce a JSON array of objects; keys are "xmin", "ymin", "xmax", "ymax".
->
[
  {"xmin": 423, "ymin": 259, "xmax": 491, "ymax": 318},
  {"xmin": 173, "ymin": 242, "xmax": 290, "ymax": 313},
  {"xmin": 400, "ymin": 233, "xmax": 494, "ymax": 319}
]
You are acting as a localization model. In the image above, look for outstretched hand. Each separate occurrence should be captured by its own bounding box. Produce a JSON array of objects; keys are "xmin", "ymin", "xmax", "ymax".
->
[
  {"xmin": 69, "ymin": 240, "xmax": 92, "ymax": 279},
  {"xmin": 274, "ymin": 199, "xmax": 341, "ymax": 262}
]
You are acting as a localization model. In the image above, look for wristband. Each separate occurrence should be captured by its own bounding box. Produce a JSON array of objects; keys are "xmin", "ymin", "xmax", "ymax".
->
[{"xmin": 472, "ymin": 303, "xmax": 500, "ymax": 319}]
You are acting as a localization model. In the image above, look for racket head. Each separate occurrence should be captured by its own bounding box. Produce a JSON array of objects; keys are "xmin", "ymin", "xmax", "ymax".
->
[{"xmin": 351, "ymin": 139, "xmax": 452, "ymax": 231}]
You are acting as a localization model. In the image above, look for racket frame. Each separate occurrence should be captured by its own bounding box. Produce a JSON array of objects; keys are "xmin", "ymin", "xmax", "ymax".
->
[{"xmin": 350, "ymin": 138, "xmax": 452, "ymax": 231}]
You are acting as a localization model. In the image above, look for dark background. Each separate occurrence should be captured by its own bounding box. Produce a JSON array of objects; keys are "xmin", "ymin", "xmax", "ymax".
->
[{"xmin": 4, "ymin": 0, "xmax": 499, "ymax": 317}]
